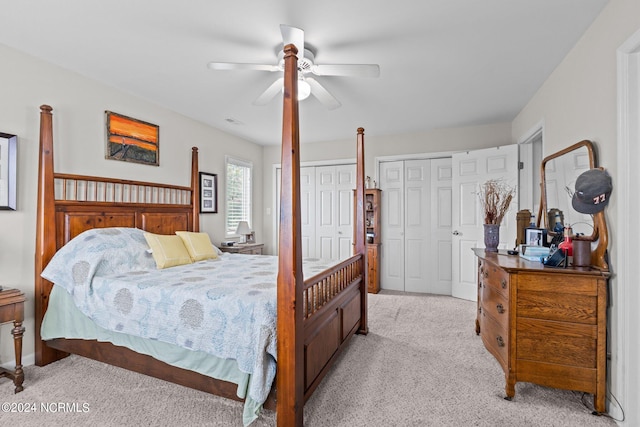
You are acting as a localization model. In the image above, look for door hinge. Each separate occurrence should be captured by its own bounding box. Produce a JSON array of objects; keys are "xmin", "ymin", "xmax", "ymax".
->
[{"xmin": 518, "ymin": 161, "xmax": 524, "ymax": 170}]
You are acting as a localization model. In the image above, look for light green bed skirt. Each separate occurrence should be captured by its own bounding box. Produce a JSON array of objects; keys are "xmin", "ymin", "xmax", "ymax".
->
[{"xmin": 41, "ymin": 285, "xmax": 264, "ymax": 426}]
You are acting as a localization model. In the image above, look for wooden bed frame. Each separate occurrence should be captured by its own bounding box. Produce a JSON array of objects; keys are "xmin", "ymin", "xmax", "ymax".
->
[{"xmin": 34, "ymin": 44, "xmax": 368, "ymax": 426}]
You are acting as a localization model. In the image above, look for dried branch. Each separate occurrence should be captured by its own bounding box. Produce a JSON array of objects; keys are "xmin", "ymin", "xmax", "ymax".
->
[{"xmin": 479, "ymin": 179, "xmax": 516, "ymax": 225}]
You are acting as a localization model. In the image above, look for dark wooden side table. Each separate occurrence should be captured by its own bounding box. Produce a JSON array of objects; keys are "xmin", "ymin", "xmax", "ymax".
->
[
  {"xmin": 219, "ymin": 243, "xmax": 264, "ymax": 255},
  {"xmin": 0, "ymin": 288, "xmax": 26, "ymax": 393}
]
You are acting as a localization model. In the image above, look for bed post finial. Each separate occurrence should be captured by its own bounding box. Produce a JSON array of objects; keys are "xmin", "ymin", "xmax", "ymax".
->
[{"xmin": 277, "ymin": 42, "xmax": 304, "ymax": 427}]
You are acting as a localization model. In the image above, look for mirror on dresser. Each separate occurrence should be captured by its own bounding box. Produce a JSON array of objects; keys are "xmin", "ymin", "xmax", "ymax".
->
[{"xmin": 538, "ymin": 140, "xmax": 609, "ymax": 270}]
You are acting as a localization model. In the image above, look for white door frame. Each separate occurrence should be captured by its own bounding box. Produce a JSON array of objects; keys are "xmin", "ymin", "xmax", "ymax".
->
[
  {"xmin": 517, "ymin": 121, "xmax": 545, "ymax": 216},
  {"xmin": 615, "ymin": 27, "xmax": 640, "ymax": 425}
]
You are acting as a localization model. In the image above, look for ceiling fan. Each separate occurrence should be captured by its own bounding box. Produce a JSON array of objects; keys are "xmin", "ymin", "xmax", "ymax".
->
[{"xmin": 207, "ymin": 25, "xmax": 380, "ymax": 110}]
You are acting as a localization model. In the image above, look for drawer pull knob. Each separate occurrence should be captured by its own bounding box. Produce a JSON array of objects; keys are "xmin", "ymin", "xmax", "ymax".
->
[
  {"xmin": 496, "ymin": 336, "xmax": 505, "ymax": 347},
  {"xmin": 496, "ymin": 303, "xmax": 505, "ymax": 314},
  {"xmin": 501, "ymin": 278, "xmax": 507, "ymax": 289}
]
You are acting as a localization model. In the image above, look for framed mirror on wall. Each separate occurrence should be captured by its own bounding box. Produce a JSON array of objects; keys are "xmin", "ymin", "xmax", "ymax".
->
[{"xmin": 540, "ymin": 140, "xmax": 595, "ymax": 239}]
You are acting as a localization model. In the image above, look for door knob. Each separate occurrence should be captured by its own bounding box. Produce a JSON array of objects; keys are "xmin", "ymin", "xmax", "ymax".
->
[{"xmin": 452, "ymin": 230, "xmax": 461, "ymax": 236}]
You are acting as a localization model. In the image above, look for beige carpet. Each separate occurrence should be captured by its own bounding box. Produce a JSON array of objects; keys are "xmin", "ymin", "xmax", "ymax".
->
[{"xmin": 0, "ymin": 291, "xmax": 618, "ymax": 426}]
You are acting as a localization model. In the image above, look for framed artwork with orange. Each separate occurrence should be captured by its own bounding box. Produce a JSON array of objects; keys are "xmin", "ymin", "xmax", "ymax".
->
[{"xmin": 105, "ymin": 111, "xmax": 159, "ymax": 166}]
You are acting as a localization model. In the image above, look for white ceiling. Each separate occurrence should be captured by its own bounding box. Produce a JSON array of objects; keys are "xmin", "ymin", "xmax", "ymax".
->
[{"xmin": 1, "ymin": 0, "xmax": 608, "ymax": 146}]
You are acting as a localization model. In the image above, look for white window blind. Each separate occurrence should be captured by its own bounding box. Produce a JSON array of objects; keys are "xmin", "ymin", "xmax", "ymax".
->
[{"xmin": 225, "ymin": 156, "xmax": 252, "ymax": 235}]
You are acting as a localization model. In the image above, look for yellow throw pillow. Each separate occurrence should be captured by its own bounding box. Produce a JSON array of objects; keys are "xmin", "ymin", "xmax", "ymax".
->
[
  {"xmin": 175, "ymin": 231, "xmax": 218, "ymax": 262},
  {"xmin": 143, "ymin": 232, "xmax": 193, "ymax": 269}
]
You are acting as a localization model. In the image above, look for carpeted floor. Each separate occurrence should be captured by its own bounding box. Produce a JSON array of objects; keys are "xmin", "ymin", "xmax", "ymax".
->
[{"xmin": 0, "ymin": 291, "xmax": 618, "ymax": 426}]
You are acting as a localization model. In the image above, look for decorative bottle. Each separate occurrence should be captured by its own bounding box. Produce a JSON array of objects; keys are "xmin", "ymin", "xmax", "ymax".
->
[
  {"xmin": 558, "ymin": 225, "xmax": 573, "ymax": 257},
  {"xmin": 553, "ymin": 211, "xmax": 564, "ymax": 234}
]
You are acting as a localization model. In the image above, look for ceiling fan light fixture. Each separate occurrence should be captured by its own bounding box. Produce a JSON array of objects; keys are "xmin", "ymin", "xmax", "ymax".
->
[
  {"xmin": 298, "ymin": 79, "xmax": 311, "ymax": 100},
  {"xmin": 282, "ymin": 79, "xmax": 311, "ymax": 101},
  {"xmin": 210, "ymin": 25, "xmax": 378, "ymax": 109}
]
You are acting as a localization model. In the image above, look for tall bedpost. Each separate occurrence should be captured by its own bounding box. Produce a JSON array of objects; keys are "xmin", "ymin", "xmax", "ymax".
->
[
  {"xmin": 191, "ymin": 146, "xmax": 200, "ymax": 232},
  {"xmin": 276, "ymin": 43, "xmax": 304, "ymax": 427},
  {"xmin": 34, "ymin": 105, "xmax": 66, "ymax": 366},
  {"xmin": 355, "ymin": 128, "xmax": 369, "ymax": 334}
]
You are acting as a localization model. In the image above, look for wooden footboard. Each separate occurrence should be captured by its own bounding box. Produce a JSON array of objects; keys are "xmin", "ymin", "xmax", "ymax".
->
[
  {"xmin": 277, "ymin": 45, "xmax": 368, "ymax": 425},
  {"xmin": 302, "ymin": 254, "xmax": 364, "ymax": 399}
]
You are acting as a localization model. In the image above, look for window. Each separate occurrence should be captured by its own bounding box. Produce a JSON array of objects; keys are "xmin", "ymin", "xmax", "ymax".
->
[{"xmin": 225, "ymin": 156, "xmax": 252, "ymax": 236}]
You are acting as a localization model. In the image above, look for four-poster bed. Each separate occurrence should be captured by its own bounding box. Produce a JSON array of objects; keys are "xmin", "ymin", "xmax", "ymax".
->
[{"xmin": 34, "ymin": 44, "xmax": 368, "ymax": 426}]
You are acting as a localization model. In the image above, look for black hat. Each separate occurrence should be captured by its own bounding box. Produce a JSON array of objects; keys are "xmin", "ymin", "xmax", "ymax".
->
[{"xmin": 571, "ymin": 168, "xmax": 612, "ymax": 214}]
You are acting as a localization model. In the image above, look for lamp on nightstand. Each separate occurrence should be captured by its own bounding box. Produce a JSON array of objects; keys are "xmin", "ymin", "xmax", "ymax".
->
[{"xmin": 236, "ymin": 221, "xmax": 253, "ymax": 244}]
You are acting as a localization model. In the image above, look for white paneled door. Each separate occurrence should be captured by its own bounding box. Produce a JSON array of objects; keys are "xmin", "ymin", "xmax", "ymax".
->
[
  {"xmin": 451, "ymin": 144, "xmax": 518, "ymax": 301},
  {"xmin": 380, "ymin": 158, "xmax": 452, "ymax": 294},
  {"xmin": 315, "ymin": 165, "xmax": 356, "ymax": 260},
  {"xmin": 276, "ymin": 163, "xmax": 355, "ymax": 260},
  {"xmin": 380, "ymin": 161, "xmax": 405, "ymax": 291},
  {"xmin": 299, "ymin": 167, "xmax": 316, "ymax": 257},
  {"xmin": 429, "ymin": 158, "xmax": 454, "ymax": 294}
]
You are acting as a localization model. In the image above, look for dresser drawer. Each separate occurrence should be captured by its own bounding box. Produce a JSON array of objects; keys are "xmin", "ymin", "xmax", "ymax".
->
[
  {"xmin": 481, "ymin": 283, "xmax": 509, "ymax": 326},
  {"xmin": 480, "ymin": 310, "xmax": 508, "ymax": 368},
  {"xmin": 480, "ymin": 260, "xmax": 510, "ymax": 296},
  {"xmin": 516, "ymin": 317, "xmax": 597, "ymax": 367},
  {"xmin": 517, "ymin": 290, "xmax": 597, "ymax": 324}
]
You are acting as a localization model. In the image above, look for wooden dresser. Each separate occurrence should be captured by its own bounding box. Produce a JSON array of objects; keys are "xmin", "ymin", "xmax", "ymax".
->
[{"xmin": 473, "ymin": 248, "xmax": 608, "ymax": 413}]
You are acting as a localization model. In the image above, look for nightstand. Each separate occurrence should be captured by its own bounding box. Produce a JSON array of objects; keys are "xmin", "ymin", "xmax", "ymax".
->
[
  {"xmin": 219, "ymin": 243, "xmax": 264, "ymax": 255},
  {"xmin": 0, "ymin": 288, "xmax": 26, "ymax": 393}
]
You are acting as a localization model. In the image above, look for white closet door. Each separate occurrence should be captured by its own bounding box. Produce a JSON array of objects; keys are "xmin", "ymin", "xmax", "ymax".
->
[
  {"xmin": 300, "ymin": 167, "xmax": 316, "ymax": 257},
  {"xmin": 315, "ymin": 164, "xmax": 356, "ymax": 260},
  {"xmin": 404, "ymin": 159, "xmax": 430, "ymax": 293},
  {"xmin": 428, "ymin": 158, "xmax": 453, "ymax": 294},
  {"xmin": 451, "ymin": 144, "xmax": 518, "ymax": 301},
  {"xmin": 275, "ymin": 163, "xmax": 354, "ymax": 260},
  {"xmin": 335, "ymin": 164, "xmax": 356, "ymax": 260},
  {"xmin": 382, "ymin": 158, "xmax": 452, "ymax": 294},
  {"xmin": 380, "ymin": 161, "xmax": 405, "ymax": 291},
  {"xmin": 316, "ymin": 166, "xmax": 337, "ymax": 259}
]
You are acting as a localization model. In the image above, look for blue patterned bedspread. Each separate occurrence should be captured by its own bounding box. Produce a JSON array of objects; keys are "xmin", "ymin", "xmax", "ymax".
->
[{"xmin": 41, "ymin": 227, "xmax": 336, "ymax": 407}]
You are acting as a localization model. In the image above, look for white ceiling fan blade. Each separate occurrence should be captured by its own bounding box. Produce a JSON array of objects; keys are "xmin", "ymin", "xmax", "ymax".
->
[
  {"xmin": 207, "ymin": 62, "xmax": 280, "ymax": 72},
  {"xmin": 306, "ymin": 77, "xmax": 341, "ymax": 110},
  {"xmin": 280, "ymin": 24, "xmax": 305, "ymax": 60},
  {"xmin": 311, "ymin": 64, "xmax": 380, "ymax": 78},
  {"xmin": 253, "ymin": 77, "xmax": 285, "ymax": 106}
]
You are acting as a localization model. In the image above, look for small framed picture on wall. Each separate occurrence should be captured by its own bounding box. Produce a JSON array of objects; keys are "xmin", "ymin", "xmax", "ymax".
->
[
  {"xmin": 199, "ymin": 172, "xmax": 218, "ymax": 213},
  {"xmin": 0, "ymin": 132, "xmax": 17, "ymax": 210}
]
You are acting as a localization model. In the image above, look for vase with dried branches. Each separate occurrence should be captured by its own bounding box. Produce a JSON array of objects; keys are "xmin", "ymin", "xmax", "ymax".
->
[{"xmin": 479, "ymin": 179, "xmax": 515, "ymax": 251}]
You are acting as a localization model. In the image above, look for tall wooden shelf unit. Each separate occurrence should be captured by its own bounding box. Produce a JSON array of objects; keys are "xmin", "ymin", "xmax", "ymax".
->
[{"xmin": 364, "ymin": 189, "xmax": 381, "ymax": 293}]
